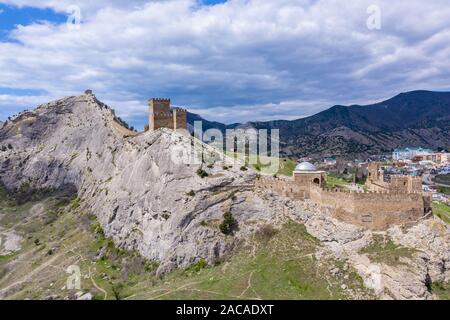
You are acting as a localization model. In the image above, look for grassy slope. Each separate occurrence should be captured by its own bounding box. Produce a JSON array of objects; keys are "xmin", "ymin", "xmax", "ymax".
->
[
  {"xmin": 0, "ymin": 190, "xmax": 374, "ymax": 300},
  {"xmin": 126, "ymin": 221, "xmax": 372, "ymax": 300},
  {"xmin": 325, "ymin": 174, "xmax": 350, "ymax": 189},
  {"xmin": 432, "ymin": 202, "xmax": 450, "ymax": 225},
  {"xmin": 226, "ymin": 152, "xmax": 296, "ymax": 177},
  {"xmin": 359, "ymin": 235, "xmax": 417, "ymax": 267}
]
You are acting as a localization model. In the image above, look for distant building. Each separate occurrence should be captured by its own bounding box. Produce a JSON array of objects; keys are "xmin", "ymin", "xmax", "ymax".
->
[
  {"xmin": 413, "ymin": 152, "xmax": 449, "ymax": 164},
  {"xmin": 393, "ymin": 147, "xmax": 433, "ymax": 161}
]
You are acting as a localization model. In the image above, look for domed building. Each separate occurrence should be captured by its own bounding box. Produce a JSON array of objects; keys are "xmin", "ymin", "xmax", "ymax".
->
[
  {"xmin": 294, "ymin": 162, "xmax": 317, "ymax": 172},
  {"xmin": 293, "ymin": 161, "xmax": 326, "ymax": 199}
]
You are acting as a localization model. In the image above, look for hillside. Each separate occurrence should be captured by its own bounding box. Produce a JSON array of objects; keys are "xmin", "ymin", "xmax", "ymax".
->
[
  {"xmin": 0, "ymin": 93, "xmax": 449, "ymax": 300},
  {"xmin": 189, "ymin": 91, "xmax": 450, "ymax": 159}
]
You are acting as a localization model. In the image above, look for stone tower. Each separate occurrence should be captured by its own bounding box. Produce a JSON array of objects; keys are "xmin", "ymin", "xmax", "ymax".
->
[{"xmin": 148, "ymin": 98, "xmax": 187, "ymax": 131}]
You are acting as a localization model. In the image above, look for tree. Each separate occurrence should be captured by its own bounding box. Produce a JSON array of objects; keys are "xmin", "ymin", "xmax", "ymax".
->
[{"xmin": 219, "ymin": 212, "xmax": 237, "ymax": 235}]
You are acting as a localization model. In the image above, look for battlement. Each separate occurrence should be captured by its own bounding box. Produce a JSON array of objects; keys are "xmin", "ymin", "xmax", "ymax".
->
[
  {"xmin": 172, "ymin": 107, "xmax": 187, "ymax": 113},
  {"xmin": 149, "ymin": 98, "xmax": 171, "ymax": 102}
]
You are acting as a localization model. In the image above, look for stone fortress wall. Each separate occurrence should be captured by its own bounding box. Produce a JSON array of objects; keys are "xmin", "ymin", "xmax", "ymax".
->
[
  {"xmin": 255, "ymin": 162, "xmax": 432, "ymax": 230},
  {"xmin": 148, "ymin": 98, "xmax": 187, "ymax": 131}
]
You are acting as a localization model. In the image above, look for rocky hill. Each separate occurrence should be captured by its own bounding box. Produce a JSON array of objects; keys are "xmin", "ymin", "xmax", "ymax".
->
[
  {"xmin": 190, "ymin": 90, "xmax": 450, "ymax": 159},
  {"xmin": 0, "ymin": 93, "xmax": 448, "ymax": 300},
  {"xmin": 0, "ymin": 93, "xmax": 274, "ymax": 274}
]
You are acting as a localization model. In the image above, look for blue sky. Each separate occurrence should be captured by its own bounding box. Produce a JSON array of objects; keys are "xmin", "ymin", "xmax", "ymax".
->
[{"xmin": 0, "ymin": 0, "xmax": 450, "ymax": 130}]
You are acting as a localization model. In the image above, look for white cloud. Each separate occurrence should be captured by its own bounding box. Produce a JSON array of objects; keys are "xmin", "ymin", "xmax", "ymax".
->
[{"xmin": 0, "ymin": 0, "xmax": 450, "ymax": 128}]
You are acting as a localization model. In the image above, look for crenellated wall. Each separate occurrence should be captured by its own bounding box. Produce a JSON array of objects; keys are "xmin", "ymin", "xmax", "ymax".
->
[{"xmin": 255, "ymin": 174, "xmax": 430, "ymax": 230}]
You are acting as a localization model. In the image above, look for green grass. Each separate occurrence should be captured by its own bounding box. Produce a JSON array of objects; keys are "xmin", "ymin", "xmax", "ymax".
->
[
  {"xmin": 226, "ymin": 152, "xmax": 296, "ymax": 177},
  {"xmin": 432, "ymin": 202, "xmax": 450, "ymax": 224},
  {"xmin": 359, "ymin": 235, "xmax": 417, "ymax": 266},
  {"xmin": 128, "ymin": 220, "xmax": 372, "ymax": 300},
  {"xmin": 0, "ymin": 189, "xmax": 159, "ymax": 300},
  {"xmin": 0, "ymin": 190, "xmax": 373, "ymax": 300},
  {"xmin": 325, "ymin": 174, "xmax": 351, "ymax": 189},
  {"xmin": 437, "ymin": 186, "xmax": 450, "ymax": 195},
  {"xmin": 431, "ymin": 282, "xmax": 450, "ymax": 300}
]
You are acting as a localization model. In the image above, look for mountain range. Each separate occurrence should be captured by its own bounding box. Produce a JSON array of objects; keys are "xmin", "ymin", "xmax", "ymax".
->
[{"xmin": 189, "ymin": 90, "xmax": 450, "ymax": 159}]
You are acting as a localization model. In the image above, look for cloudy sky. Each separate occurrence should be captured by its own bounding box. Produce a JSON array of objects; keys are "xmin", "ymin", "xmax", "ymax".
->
[{"xmin": 0, "ymin": 0, "xmax": 450, "ymax": 129}]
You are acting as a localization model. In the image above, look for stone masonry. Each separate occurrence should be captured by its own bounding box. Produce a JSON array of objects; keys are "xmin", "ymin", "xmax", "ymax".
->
[
  {"xmin": 255, "ymin": 162, "xmax": 432, "ymax": 230},
  {"xmin": 148, "ymin": 98, "xmax": 187, "ymax": 131}
]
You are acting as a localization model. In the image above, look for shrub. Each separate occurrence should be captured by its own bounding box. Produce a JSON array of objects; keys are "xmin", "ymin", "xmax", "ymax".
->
[
  {"xmin": 187, "ymin": 190, "xmax": 195, "ymax": 197},
  {"xmin": 189, "ymin": 258, "xmax": 208, "ymax": 273},
  {"xmin": 196, "ymin": 169, "xmax": 209, "ymax": 179},
  {"xmin": 161, "ymin": 213, "xmax": 170, "ymax": 220},
  {"xmin": 219, "ymin": 211, "xmax": 237, "ymax": 235},
  {"xmin": 255, "ymin": 225, "xmax": 278, "ymax": 243},
  {"xmin": 1, "ymin": 146, "xmax": 6, "ymax": 152},
  {"xmin": 7, "ymin": 144, "xmax": 12, "ymax": 150},
  {"xmin": 111, "ymin": 282, "xmax": 124, "ymax": 300},
  {"xmin": 240, "ymin": 166, "xmax": 248, "ymax": 171}
]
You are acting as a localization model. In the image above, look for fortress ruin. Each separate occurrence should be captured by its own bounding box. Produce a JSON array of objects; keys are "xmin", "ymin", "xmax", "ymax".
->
[
  {"xmin": 256, "ymin": 162, "xmax": 432, "ymax": 230},
  {"xmin": 147, "ymin": 98, "xmax": 187, "ymax": 131}
]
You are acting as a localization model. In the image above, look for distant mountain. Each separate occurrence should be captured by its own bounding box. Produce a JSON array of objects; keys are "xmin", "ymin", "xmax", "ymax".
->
[{"xmin": 188, "ymin": 90, "xmax": 450, "ymax": 159}]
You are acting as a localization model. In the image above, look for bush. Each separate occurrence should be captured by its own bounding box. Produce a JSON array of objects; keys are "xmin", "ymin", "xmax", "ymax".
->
[
  {"xmin": 196, "ymin": 169, "xmax": 209, "ymax": 179},
  {"xmin": 189, "ymin": 258, "xmax": 208, "ymax": 273},
  {"xmin": 7, "ymin": 144, "xmax": 12, "ymax": 150},
  {"xmin": 1, "ymin": 146, "xmax": 6, "ymax": 152},
  {"xmin": 219, "ymin": 212, "xmax": 237, "ymax": 235},
  {"xmin": 255, "ymin": 225, "xmax": 278, "ymax": 243},
  {"xmin": 240, "ymin": 166, "xmax": 248, "ymax": 171},
  {"xmin": 187, "ymin": 190, "xmax": 195, "ymax": 197}
]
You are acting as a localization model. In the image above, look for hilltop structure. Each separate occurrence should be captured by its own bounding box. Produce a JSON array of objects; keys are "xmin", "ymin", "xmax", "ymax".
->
[
  {"xmin": 147, "ymin": 98, "xmax": 187, "ymax": 131},
  {"xmin": 256, "ymin": 162, "xmax": 432, "ymax": 230}
]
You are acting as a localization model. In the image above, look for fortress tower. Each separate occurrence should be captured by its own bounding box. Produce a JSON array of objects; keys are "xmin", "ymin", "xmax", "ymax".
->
[{"xmin": 148, "ymin": 98, "xmax": 187, "ymax": 131}]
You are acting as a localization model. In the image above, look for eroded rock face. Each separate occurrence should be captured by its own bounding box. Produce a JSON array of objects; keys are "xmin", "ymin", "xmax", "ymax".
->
[{"xmin": 0, "ymin": 94, "xmax": 274, "ymax": 272}]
